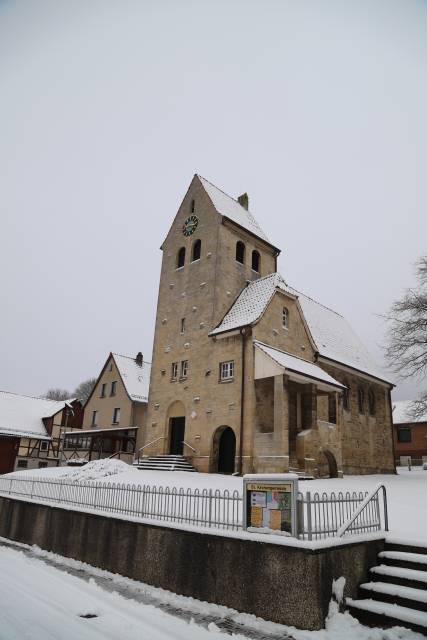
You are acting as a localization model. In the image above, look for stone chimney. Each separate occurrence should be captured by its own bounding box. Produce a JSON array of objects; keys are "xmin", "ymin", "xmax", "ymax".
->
[
  {"xmin": 135, "ymin": 352, "xmax": 143, "ymax": 366},
  {"xmin": 237, "ymin": 193, "xmax": 249, "ymax": 210}
]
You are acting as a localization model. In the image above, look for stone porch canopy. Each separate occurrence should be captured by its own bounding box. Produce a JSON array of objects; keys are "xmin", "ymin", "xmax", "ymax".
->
[{"xmin": 254, "ymin": 341, "xmax": 346, "ymax": 393}]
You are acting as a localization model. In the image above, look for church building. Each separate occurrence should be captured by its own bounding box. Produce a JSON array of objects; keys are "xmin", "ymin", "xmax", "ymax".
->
[{"xmin": 141, "ymin": 175, "xmax": 395, "ymax": 477}]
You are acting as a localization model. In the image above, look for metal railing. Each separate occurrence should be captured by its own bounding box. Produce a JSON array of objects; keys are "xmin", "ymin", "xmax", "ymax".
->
[
  {"xmin": 137, "ymin": 437, "xmax": 165, "ymax": 457},
  {"xmin": 0, "ymin": 476, "xmax": 388, "ymax": 540}
]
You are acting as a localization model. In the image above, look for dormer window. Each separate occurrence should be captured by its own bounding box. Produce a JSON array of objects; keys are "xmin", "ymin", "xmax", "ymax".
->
[
  {"xmin": 252, "ymin": 250, "xmax": 260, "ymax": 273},
  {"xmin": 282, "ymin": 307, "xmax": 289, "ymax": 329},
  {"xmin": 192, "ymin": 239, "xmax": 201, "ymax": 262},
  {"xmin": 177, "ymin": 247, "xmax": 186, "ymax": 269},
  {"xmin": 236, "ymin": 241, "xmax": 245, "ymax": 264}
]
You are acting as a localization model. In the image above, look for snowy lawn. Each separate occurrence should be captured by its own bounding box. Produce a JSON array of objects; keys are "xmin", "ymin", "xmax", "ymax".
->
[
  {"xmin": 0, "ymin": 541, "xmax": 423, "ymax": 640},
  {"xmin": 5, "ymin": 462, "xmax": 427, "ymax": 543}
]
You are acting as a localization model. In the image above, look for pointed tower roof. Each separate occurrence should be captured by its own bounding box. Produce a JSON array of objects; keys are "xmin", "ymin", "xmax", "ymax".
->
[{"xmin": 197, "ymin": 175, "xmax": 278, "ymax": 251}]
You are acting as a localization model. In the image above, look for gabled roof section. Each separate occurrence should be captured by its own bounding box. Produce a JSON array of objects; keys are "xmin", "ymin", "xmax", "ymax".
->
[
  {"xmin": 112, "ymin": 354, "xmax": 151, "ymax": 403},
  {"xmin": 211, "ymin": 272, "xmax": 391, "ymax": 383},
  {"xmin": 0, "ymin": 391, "xmax": 68, "ymax": 440},
  {"xmin": 197, "ymin": 175, "xmax": 276, "ymax": 249},
  {"xmin": 392, "ymin": 400, "xmax": 427, "ymax": 424}
]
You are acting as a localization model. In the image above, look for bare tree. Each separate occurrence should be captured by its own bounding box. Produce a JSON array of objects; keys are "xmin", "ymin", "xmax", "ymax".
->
[
  {"xmin": 385, "ymin": 255, "xmax": 427, "ymax": 418},
  {"xmin": 44, "ymin": 388, "xmax": 70, "ymax": 401},
  {"xmin": 73, "ymin": 377, "xmax": 97, "ymax": 404}
]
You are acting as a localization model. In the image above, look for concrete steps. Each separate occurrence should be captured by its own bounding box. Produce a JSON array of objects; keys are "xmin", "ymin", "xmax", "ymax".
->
[
  {"xmin": 346, "ymin": 541, "xmax": 427, "ymax": 635},
  {"xmin": 133, "ymin": 455, "xmax": 197, "ymax": 472}
]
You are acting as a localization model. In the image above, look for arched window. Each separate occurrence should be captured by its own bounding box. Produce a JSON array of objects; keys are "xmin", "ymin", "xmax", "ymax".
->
[
  {"xmin": 343, "ymin": 384, "xmax": 350, "ymax": 411},
  {"xmin": 368, "ymin": 389, "xmax": 376, "ymax": 416},
  {"xmin": 282, "ymin": 307, "xmax": 289, "ymax": 329},
  {"xmin": 358, "ymin": 387, "xmax": 365, "ymax": 414},
  {"xmin": 192, "ymin": 239, "xmax": 201, "ymax": 262},
  {"xmin": 177, "ymin": 247, "xmax": 186, "ymax": 269},
  {"xmin": 252, "ymin": 250, "xmax": 260, "ymax": 272},
  {"xmin": 236, "ymin": 241, "xmax": 245, "ymax": 264}
]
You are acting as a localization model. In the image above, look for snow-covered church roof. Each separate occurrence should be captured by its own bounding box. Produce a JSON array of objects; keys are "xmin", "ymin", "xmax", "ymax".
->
[
  {"xmin": 197, "ymin": 175, "xmax": 274, "ymax": 247},
  {"xmin": 0, "ymin": 391, "xmax": 70, "ymax": 440},
  {"xmin": 211, "ymin": 272, "xmax": 390, "ymax": 383},
  {"xmin": 112, "ymin": 354, "xmax": 151, "ymax": 403}
]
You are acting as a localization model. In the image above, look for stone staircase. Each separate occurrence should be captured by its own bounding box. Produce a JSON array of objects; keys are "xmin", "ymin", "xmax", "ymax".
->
[
  {"xmin": 133, "ymin": 455, "xmax": 197, "ymax": 472},
  {"xmin": 346, "ymin": 541, "xmax": 427, "ymax": 635}
]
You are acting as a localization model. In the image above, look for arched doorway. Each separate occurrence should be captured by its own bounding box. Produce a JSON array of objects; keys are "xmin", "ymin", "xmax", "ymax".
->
[
  {"xmin": 211, "ymin": 426, "xmax": 236, "ymax": 474},
  {"xmin": 166, "ymin": 401, "xmax": 186, "ymax": 455},
  {"xmin": 321, "ymin": 450, "xmax": 338, "ymax": 478}
]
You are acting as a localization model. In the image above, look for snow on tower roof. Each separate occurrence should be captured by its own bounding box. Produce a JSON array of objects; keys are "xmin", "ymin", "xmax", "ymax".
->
[
  {"xmin": 211, "ymin": 272, "xmax": 390, "ymax": 383},
  {"xmin": 392, "ymin": 400, "xmax": 427, "ymax": 424},
  {"xmin": 112, "ymin": 354, "xmax": 151, "ymax": 403},
  {"xmin": 0, "ymin": 391, "xmax": 70, "ymax": 440},
  {"xmin": 197, "ymin": 175, "xmax": 274, "ymax": 247}
]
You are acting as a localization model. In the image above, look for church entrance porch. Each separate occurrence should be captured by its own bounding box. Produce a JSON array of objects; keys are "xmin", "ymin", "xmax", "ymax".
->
[{"xmin": 169, "ymin": 417, "xmax": 185, "ymax": 455}]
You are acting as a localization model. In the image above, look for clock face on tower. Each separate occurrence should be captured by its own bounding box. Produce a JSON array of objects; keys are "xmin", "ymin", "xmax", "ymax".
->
[{"xmin": 182, "ymin": 215, "xmax": 199, "ymax": 237}]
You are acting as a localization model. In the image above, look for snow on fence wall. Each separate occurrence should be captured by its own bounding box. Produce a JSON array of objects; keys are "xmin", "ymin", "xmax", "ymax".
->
[{"xmin": 0, "ymin": 477, "xmax": 387, "ymax": 540}]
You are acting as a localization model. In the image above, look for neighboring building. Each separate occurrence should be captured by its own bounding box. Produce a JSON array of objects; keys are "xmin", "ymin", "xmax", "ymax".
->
[
  {"xmin": 0, "ymin": 391, "xmax": 83, "ymax": 473},
  {"xmin": 142, "ymin": 174, "xmax": 395, "ymax": 476},
  {"xmin": 63, "ymin": 352, "xmax": 150, "ymax": 464},
  {"xmin": 392, "ymin": 400, "xmax": 427, "ymax": 466}
]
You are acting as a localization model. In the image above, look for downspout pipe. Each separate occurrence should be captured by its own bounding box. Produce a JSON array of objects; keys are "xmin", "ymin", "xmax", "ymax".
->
[{"xmin": 239, "ymin": 327, "xmax": 247, "ymax": 475}]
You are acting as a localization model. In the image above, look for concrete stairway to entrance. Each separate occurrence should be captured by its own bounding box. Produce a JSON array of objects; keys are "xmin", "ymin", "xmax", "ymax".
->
[
  {"xmin": 133, "ymin": 455, "xmax": 197, "ymax": 472},
  {"xmin": 346, "ymin": 541, "xmax": 427, "ymax": 635}
]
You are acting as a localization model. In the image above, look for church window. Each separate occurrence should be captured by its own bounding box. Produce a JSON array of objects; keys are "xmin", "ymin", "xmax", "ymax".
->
[
  {"xmin": 343, "ymin": 384, "xmax": 350, "ymax": 411},
  {"xmin": 236, "ymin": 241, "xmax": 245, "ymax": 264},
  {"xmin": 328, "ymin": 394, "xmax": 337, "ymax": 424},
  {"xmin": 358, "ymin": 387, "xmax": 365, "ymax": 414},
  {"xmin": 192, "ymin": 239, "xmax": 201, "ymax": 262},
  {"xmin": 368, "ymin": 389, "xmax": 376, "ymax": 416},
  {"xmin": 171, "ymin": 362, "xmax": 178, "ymax": 380},
  {"xmin": 252, "ymin": 250, "xmax": 260, "ymax": 272},
  {"xmin": 282, "ymin": 307, "xmax": 289, "ymax": 329},
  {"xmin": 180, "ymin": 318, "xmax": 186, "ymax": 334},
  {"xmin": 177, "ymin": 247, "xmax": 186, "ymax": 269},
  {"xmin": 180, "ymin": 360, "xmax": 188, "ymax": 378},
  {"xmin": 220, "ymin": 360, "xmax": 234, "ymax": 381},
  {"xmin": 190, "ymin": 199, "xmax": 195, "ymax": 213}
]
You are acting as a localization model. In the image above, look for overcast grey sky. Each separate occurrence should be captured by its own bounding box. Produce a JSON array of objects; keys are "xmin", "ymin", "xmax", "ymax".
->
[{"xmin": 1, "ymin": 0, "xmax": 426, "ymax": 400}]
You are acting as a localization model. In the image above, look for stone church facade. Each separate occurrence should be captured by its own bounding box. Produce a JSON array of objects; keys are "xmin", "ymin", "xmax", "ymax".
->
[{"xmin": 141, "ymin": 175, "xmax": 395, "ymax": 477}]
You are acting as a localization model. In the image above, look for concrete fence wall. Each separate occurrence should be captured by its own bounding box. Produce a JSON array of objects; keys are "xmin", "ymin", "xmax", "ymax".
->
[{"xmin": 0, "ymin": 496, "xmax": 384, "ymax": 630}]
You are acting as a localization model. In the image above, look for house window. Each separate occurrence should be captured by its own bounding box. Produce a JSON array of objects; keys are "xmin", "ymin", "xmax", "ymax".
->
[
  {"xmin": 358, "ymin": 387, "xmax": 365, "ymax": 414},
  {"xmin": 343, "ymin": 385, "xmax": 350, "ymax": 411},
  {"xmin": 177, "ymin": 247, "xmax": 186, "ymax": 269},
  {"xmin": 38, "ymin": 461, "xmax": 48, "ymax": 469},
  {"xmin": 91, "ymin": 410, "xmax": 98, "ymax": 427},
  {"xmin": 100, "ymin": 383, "xmax": 107, "ymax": 398},
  {"xmin": 17, "ymin": 459, "xmax": 28, "ymax": 469},
  {"xmin": 192, "ymin": 239, "xmax": 201, "ymax": 262},
  {"xmin": 191, "ymin": 199, "xmax": 195, "ymax": 213},
  {"xmin": 368, "ymin": 389, "xmax": 376, "ymax": 416},
  {"xmin": 181, "ymin": 318, "xmax": 186, "ymax": 334},
  {"xmin": 112, "ymin": 407, "xmax": 121, "ymax": 424},
  {"xmin": 397, "ymin": 428, "xmax": 411, "ymax": 443},
  {"xmin": 252, "ymin": 250, "xmax": 260, "ymax": 272},
  {"xmin": 220, "ymin": 360, "xmax": 235, "ymax": 381},
  {"xmin": 39, "ymin": 441, "xmax": 48, "ymax": 452},
  {"xmin": 180, "ymin": 360, "xmax": 188, "ymax": 378},
  {"xmin": 282, "ymin": 307, "xmax": 289, "ymax": 329},
  {"xmin": 171, "ymin": 362, "xmax": 178, "ymax": 380},
  {"xmin": 110, "ymin": 381, "xmax": 117, "ymax": 396},
  {"xmin": 236, "ymin": 241, "xmax": 245, "ymax": 264}
]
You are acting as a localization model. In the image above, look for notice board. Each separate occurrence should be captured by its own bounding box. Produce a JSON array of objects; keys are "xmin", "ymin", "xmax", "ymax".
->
[{"xmin": 243, "ymin": 474, "xmax": 298, "ymax": 537}]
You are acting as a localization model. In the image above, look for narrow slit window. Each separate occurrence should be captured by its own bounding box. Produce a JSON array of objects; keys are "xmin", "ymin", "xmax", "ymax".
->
[
  {"xmin": 358, "ymin": 387, "xmax": 365, "ymax": 414},
  {"xmin": 368, "ymin": 389, "xmax": 376, "ymax": 416},
  {"xmin": 252, "ymin": 250, "xmax": 260, "ymax": 272},
  {"xmin": 282, "ymin": 307, "xmax": 289, "ymax": 329},
  {"xmin": 180, "ymin": 360, "xmax": 188, "ymax": 378},
  {"xmin": 236, "ymin": 241, "xmax": 245, "ymax": 264}
]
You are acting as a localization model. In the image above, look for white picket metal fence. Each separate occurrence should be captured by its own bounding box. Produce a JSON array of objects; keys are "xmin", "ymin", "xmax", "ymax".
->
[{"xmin": 0, "ymin": 476, "xmax": 388, "ymax": 540}]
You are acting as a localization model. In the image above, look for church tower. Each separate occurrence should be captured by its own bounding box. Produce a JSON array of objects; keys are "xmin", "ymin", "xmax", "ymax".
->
[{"xmin": 142, "ymin": 174, "xmax": 279, "ymax": 472}]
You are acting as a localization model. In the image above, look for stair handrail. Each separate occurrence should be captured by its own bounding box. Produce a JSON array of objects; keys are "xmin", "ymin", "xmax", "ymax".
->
[
  {"xmin": 135, "ymin": 436, "xmax": 165, "ymax": 461},
  {"xmin": 108, "ymin": 451, "xmax": 130, "ymax": 460},
  {"xmin": 337, "ymin": 483, "xmax": 388, "ymax": 537},
  {"xmin": 182, "ymin": 440, "xmax": 196, "ymax": 453}
]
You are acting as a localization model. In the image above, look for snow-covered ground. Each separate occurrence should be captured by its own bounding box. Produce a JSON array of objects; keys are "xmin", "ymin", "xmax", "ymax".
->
[
  {"xmin": 0, "ymin": 540, "xmax": 423, "ymax": 640},
  {"xmin": 5, "ymin": 462, "xmax": 427, "ymax": 542}
]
